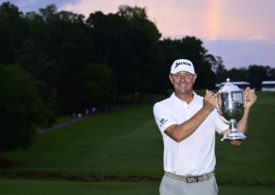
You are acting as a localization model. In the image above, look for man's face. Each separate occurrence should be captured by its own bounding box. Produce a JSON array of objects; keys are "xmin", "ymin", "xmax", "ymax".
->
[{"xmin": 169, "ymin": 71, "xmax": 197, "ymax": 95}]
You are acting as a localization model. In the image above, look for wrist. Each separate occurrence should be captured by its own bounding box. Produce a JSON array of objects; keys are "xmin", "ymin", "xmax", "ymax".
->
[
  {"xmin": 201, "ymin": 107, "xmax": 212, "ymax": 115},
  {"xmin": 244, "ymin": 106, "xmax": 251, "ymax": 112}
]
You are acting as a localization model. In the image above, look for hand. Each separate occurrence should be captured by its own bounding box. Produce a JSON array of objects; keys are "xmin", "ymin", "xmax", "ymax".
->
[
  {"xmin": 203, "ymin": 90, "xmax": 216, "ymax": 112},
  {"xmin": 230, "ymin": 140, "xmax": 242, "ymax": 146},
  {"xmin": 243, "ymin": 88, "xmax": 257, "ymax": 109}
]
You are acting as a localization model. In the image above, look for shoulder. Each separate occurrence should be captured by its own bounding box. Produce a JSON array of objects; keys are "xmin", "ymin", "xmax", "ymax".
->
[
  {"xmin": 153, "ymin": 95, "xmax": 174, "ymax": 113},
  {"xmin": 153, "ymin": 94, "xmax": 174, "ymax": 109}
]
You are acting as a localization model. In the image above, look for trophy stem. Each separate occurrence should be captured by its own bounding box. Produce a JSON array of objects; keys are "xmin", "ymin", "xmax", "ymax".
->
[
  {"xmin": 229, "ymin": 119, "xmax": 238, "ymax": 133},
  {"xmin": 221, "ymin": 119, "xmax": 247, "ymax": 141}
]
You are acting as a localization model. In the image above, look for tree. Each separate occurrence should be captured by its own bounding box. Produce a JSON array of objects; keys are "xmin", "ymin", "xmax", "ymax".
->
[
  {"xmin": 206, "ymin": 56, "xmax": 227, "ymax": 83},
  {"xmin": 226, "ymin": 67, "xmax": 248, "ymax": 82},
  {"xmin": 86, "ymin": 6, "xmax": 161, "ymax": 98},
  {"xmin": 19, "ymin": 5, "xmax": 95, "ymax": 114},
  {"xmin": 0, "ymin": 65, "xmax": 51, "ymax": 151},
  {"xmin": 118, "ymin": 5, "xmax": 147, "ymax": 19},
  {"xmin": 248, "ymin": 65, "xmax": 268, "ymax": 90},
  {"xmin": 81, "ymin": 63, "xmax": 117, "ymax": 108},
  {"xmin": 0, "ymin": 2, "xmax": 27, "ymax": 64}
]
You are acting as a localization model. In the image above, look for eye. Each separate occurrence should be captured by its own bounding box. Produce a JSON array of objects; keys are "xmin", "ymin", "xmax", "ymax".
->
[{"xmin": 185, "ymin": 73, "xmax": 193, "ymax": 78}]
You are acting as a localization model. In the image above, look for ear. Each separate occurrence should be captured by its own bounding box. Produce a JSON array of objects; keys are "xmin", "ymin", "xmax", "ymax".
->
[
  {"xmin": 169, "ymin": 74, "xmax": 174, "ymax": 85},
  {"xmin": 192, "ymin": 74, "xmax": 197, "ymax": 84}
]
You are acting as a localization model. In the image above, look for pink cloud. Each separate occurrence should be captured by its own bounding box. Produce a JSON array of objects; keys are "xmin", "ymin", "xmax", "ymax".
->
[
  {"xmin": 60, "ymin": 0, "xmax": 275, "ymax": 41},
  {"xmin": 60, "ymin": 0, "xmax": 275, "ymax": 68}
]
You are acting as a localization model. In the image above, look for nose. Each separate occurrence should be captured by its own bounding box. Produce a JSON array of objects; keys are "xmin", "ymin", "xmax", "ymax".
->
[{"xmin": 180, "ymin": 74, "xmax": 186, "ymax": 82}]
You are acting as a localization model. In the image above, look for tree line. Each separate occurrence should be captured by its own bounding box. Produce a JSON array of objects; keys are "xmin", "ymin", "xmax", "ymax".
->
[{"xmin": 0, "ymin": 2, "xmax": 274, "ymax": 151}]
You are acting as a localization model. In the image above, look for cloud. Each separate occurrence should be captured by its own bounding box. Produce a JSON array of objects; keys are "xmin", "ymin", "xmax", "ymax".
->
[
  {"xmin": 204, "ymin": 39, "xmax": 275, "ymax": 69},
  {"xmin": 217, "ymin": 0, "xmax": 275, "ymax": 40},
  {"xmin": 59, "ymin": 0, "xmax": 275, "ymax": 41},
  {"xmin": 60, "ymin": 0, "xmax": 209, "ymax": 39},
  {"xmin": 5, "ymin": 0, "xmax": 275, "ymax": 41}
]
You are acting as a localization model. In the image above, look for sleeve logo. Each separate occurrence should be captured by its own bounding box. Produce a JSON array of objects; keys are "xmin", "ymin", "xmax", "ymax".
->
[{"xmin": 158, "ymin": 118, "xmax": 168, "ymax": 128}]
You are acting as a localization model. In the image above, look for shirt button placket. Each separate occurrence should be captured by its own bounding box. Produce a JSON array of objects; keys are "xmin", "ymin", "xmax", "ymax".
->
[{"xmin": 187, "ymin": 105, "xmax": 191, "ymax": 119}]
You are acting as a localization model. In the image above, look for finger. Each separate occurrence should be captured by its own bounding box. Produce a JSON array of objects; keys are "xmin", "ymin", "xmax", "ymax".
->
[
  {"xmin": 244, "ymin": 87, "xmax": 250, "ymax": 92},
  {"xmin": 205, "ymin": 90, "xmax": 212, "ymax": 97},
  {"xmin": 244, "ymin": 88, "xmax": 250, "ymax": 96},
  {"xmin": 248, "ymin": 89, "xmax": 256, "ymax": 99},
  {"xmin": 250, "ymin": 89, "xmax": 255, "ymax": 95}
]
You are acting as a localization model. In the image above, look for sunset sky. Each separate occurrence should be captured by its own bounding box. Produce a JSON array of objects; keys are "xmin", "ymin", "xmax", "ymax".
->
[{"xmin": 2, "ymin": 0, "xmax": 275, "ymax": 69}]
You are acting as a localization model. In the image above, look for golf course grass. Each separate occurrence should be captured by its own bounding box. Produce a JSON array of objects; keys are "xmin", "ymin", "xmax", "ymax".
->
[
  {"xmin": 0, "ymin": 179, "xmax": 274, "ymax": 195},
  {"xmin": 0, "ymin": 91, "xmax": 275, "ymax": 194}
]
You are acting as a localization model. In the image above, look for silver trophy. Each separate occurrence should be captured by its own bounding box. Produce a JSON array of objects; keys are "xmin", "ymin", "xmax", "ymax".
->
[{"xmin": 216, "ymin": 78, "xmax": 246, "ymax": 141}]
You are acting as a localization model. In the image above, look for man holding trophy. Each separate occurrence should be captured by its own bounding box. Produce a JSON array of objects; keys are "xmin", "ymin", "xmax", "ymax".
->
[{"xmin": 153, "ymin": 59, "xmax": 257, "ymax": 195}]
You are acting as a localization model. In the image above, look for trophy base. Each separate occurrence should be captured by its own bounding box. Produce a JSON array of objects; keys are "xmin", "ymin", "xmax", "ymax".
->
[{"xmin": 221, "ymin": 132, "xmax": 247, "ymax": 141}]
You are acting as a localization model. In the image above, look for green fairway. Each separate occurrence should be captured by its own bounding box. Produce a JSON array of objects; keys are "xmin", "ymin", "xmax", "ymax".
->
[
  {"xmin": 0, "ymin": 179, "xmax": 158, "ymax": 195},
  {"xmin": 3, "ymin": 100, "xmax": 163, "ymax": 177},
  {"xmin": 0, "ymin": 179, "xmax": 274, "ymax": 195},
  {"xmin": 1, "ymin": 92, "xmax": 275, "ymax": 194}
]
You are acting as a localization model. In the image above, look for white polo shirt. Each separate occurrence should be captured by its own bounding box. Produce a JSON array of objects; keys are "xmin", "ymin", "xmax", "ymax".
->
[{"xmin": 153, "ymin": 92, "xmax": 228, "ymax": 176}]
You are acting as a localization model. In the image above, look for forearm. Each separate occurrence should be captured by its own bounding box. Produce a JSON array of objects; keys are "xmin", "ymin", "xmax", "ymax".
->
[
  {"xmin": 237, "ymin": 88, "xmax": 257, "ymax": 134},
  {"xmin": 165, "ymin": 108, "xmax": 212, "ymax": 142},
  {"xmin": 237, "ymin": 107, "xmax": 251, "ymax": 134}
]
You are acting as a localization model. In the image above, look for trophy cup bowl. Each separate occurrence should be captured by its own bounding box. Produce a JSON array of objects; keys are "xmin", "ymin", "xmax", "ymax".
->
[{"xmin": 216, "ymin": 78, "xmax": 247, "ymax": 141}]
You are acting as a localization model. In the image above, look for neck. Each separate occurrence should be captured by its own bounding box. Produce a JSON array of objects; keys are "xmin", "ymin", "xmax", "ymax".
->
[{"xmin": 175, "ymin": 91, "xmax": 194, "ymax": 104}]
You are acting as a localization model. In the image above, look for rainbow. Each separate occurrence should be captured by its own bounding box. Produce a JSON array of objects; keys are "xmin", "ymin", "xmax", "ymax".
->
[{"xmin": 204, "ymin": 0, "xmax": 221, "ymax": 40}]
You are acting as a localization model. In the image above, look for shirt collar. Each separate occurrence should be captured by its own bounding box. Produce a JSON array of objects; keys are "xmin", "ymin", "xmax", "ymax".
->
[{"xmin": 171, "ymin": 91, "xmax": 199, "ymax": 106}]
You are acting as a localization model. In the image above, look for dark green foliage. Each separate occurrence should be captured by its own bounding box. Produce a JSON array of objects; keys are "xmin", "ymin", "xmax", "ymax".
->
[
  {"xmin": 81, "ymin": 63, "xmax": 117, "ymax": 106},
  {"xmin": 86, "ymin": 6, "xmax": 162, "ymax": 97},
  {"xmin": 0, "ymin": 2, "xmax": 27, "ymax": 64},
  {"xmin": 248, "ymin": 65, "xmax": 269, "ymax": 90},
  {"xmin": 0, "ymin": 65, "xmax": 51, "ymax": 151}
]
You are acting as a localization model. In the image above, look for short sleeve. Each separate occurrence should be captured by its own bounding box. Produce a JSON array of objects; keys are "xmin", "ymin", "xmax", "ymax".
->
[{"xmin": 153, "ymin": 102, "xmax": 177, "ymax": 133}]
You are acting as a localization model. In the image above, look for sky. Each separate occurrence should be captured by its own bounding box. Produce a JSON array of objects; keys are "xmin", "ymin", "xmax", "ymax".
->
[{"xmin": 1, "ymin": 0, "xmax": 275, "ymax": 69}]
